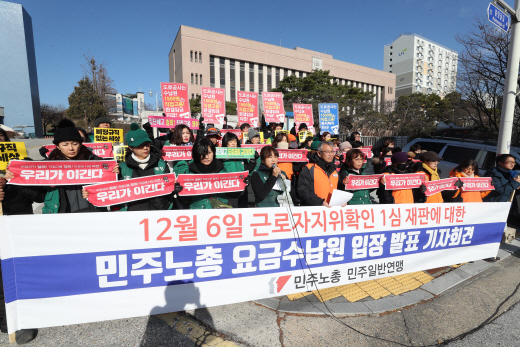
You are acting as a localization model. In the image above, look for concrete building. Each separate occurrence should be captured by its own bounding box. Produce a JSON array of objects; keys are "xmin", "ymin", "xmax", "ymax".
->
[
  {"xmin": 384, "ymin": 33, "xmax": 458, "ymax": 98},
  {"xmin": 0, "ymin": 1, "xmax": 42, "ymax": 137},
  {"xmin": 106, "ymin": 92, "xmax": 145, "ymax": 122},
  {"xmin": 168, "ymin": 26, "xmax": 395, "ymax": 109}
]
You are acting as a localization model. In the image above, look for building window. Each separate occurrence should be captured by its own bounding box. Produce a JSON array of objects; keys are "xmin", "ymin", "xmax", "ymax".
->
[
  {"xmin": 196, "ymin": 93, "xmax": 199, "ymax": 99},
  {"xmin": 191, "ymin": 93, "xmax": 194, "ymax": 99},
  {"xmin": 199, "ymin": 52, "xmax": 202, "ymax": 64},
  {"xmin": 190, "ymin": 51, "xmax": 193, "ymax": 62},
  {"xmin": 267, "ymin": 66, "xmax": 272, "ymax": 91},
  {"xmin": 220, "ymin": 58, "xmax": 225, "ymax": 89},
  {"xmin": 390, "ymin": 58, "xmax": 392, "ymax": 62},
  {"xmin": 390, "ymin": 46, "xmax": 393, "ymax": 49},
  {"xmin": 194, "ymin": 52, "xmax": 198, "ymax": 63},
  {"xmin": 200, "ymin": 74, "xmax": 202, "ymax": 85},
  {"xmin": 389, "ymin": 65, "xmax": 392, "ymax": 68},
  {"xmin": 258, "ymin": 64, "xmax": 264, "ymax": 92},
  {"xmin": 195, "ymin": 74, "xmax": 198, "ymax": 85},
  {"xmin": 249, "ymin": 64, "xmax": 254, "ymax": 92},
  {"xmin": 275, "ymin": 68, "xmax": 280, "ymax": 87},
  {"xmin": 191, "ymin": 73, "xmax": 194, "ymax": 84},
  {"xmin": 210, "ymin": 56, "xmax": 215, "ymax": 87},
  {"xmin": 284, "ymin": 69, "xmax": 288, "ymax": 78},
  {"xmin": 390, "ymin": 52, "xmax": 393, "ymax": 55},
  {"xmin": 230, "ymin": 60, "xmax": 236, "ymax": 102},
  {"xmin": 240, "ymin": 61, "xmax": 245, "ymax": 91},
  {"xmin": 389, "ymin": 71, "xmax": 392, "ymax": 73}
]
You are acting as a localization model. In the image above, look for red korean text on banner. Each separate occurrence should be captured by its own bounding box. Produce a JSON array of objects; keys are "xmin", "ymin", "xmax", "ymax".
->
[
  {"xmin": 424, "ymin": 177, "xmax": 458, "ymax": 196},
  {"xmin": 358, "ymin": 148, "xmax": 373, "ymax": 159},
  {"xmin": 384, "ymin": 157, "xmax": 392, "ymax": 165},
  {"xmin": 345, "ymin": 174, "xmax": 383, "ymax": 190},
  {"xmin": 162, "ymin": 146, "xmax": 193, "ymax": 161},
  {"xmin": 262, "ymin": 92, "xmax": 285, "ymax": 123},
  {"xmin": 242, "ymin": 144, "xmax": 268, "ymax": 155},
  {"xmin": 460, "ymin": 177, "xmax": 495, "ymax": 191},
  {"xmin": 176, "ymin": 171, "xmax": 249, "ymax": 196},
  {"xmin": 237, "ymin": 91, "xmax": 259, "ymax": 127},
  {"xmin": 85, "ymin": 174, "xmax": 177, "ymax": 207},
  {"xmin": 7, "ymin": 160, "xmax": 117, "ymax": 186},
  {"xmin": 277, "ymin": 149, "xmax": 309, "ymax": 162},
  {"xmin": 43, "ymin": 143, "xmax": 114, "ymax": 159},
  {"xmin": 161, "ymin": 83, "xmax": 190, "ymax": 118},
  {"xmin": 220, "ymin": 129, "xmax": 243, "ymax": 138},
  {"xmin": 293, "ymin": 103, "xmax": 314, "ymax": 131},
  {"xmin": 385, "ymin": 173, "xmax": 426, "ymax": 190},
  {"xmin": 148, "ymin": 115, "xmax": 199, "ymax": 130},
  {"xmin": 202, "ymin": 87, "xmax": 226, "ymax": 124}
]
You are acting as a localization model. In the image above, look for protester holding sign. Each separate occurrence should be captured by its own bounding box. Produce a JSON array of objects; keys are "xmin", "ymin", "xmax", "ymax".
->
[
  {"xmin": 251, "ymin": 146, "xmax": 288, "ymax": 207},
  {"xmin": 320, "ymin": 132, "xmax": 332, "ymax": 142},
  {"xmin": 297, "ymin": 141, "xmax": 338, "ymax": 207},
  {"xmin": 339, "ymin": 149, "xmax": 385, "ymax": 205},
  {"xmin": 378, "ymin": 152, "xmax": 415, "ymax": 204},
  {"xmin": 88, "ymin": 115, "xmax": 112, "ymax": 142},
  {"xmin": 157, "ymin": 124, "xmax": 195, "ymax": 148},
  {"xmin": 414, "ymin": 151, "xmax": 444, "ymax": 203},
  {"xmin": 484, "ymin": 154, "xmax": 520, "ymax": 202},
  {"xmin": 246, "ymin": 128, "xmax": 261, "ymax": 144},
  {"xmin": 272, "ymin": 132, "xmax": 298, "ymax": 180},
  {"xmin": 449, "ymin": 159, "xmax": 490, "ymax": 203},
  {"xmin": 205, "ymin": 128, "xmax": 221, "ymax": 147}
]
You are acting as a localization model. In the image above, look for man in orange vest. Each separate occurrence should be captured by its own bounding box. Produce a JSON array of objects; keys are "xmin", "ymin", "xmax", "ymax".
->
[{"xmin": 297, "ymin": 141, "xmax": 339, "ymax": 206}]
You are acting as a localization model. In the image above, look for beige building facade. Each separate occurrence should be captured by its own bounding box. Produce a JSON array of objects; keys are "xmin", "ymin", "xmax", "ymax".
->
[{"xmin": 169, "ymin": 26, "xmax": 396, "ymax": 109}]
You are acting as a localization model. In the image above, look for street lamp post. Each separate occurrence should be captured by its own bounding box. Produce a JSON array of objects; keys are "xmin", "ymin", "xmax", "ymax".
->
[{"xmin": 149, "ymin": 89, "xmax": 159, "ymax": 111}]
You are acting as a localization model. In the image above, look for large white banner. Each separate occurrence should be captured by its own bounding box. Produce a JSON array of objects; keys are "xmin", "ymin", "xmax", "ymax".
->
[{"xmin": 0, "ymin": 202, "xmax": 509, "ymax": 333}]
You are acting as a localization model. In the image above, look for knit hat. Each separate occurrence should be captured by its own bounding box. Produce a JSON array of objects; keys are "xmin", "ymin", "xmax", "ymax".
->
[
  {"xmin": 52, "ymin": 119, "xmax": 83, "ymax": 145},
  {"xmin": 126, "ymin": 123, "xmax": 151, "ymax": 147},
  {"xmin": 407, "ymin": 151, "xmax": 416, "ymax": 159},
  {"xmin": 206, "ymin": 127, "xmax": 222, "ymax": 138},
  {"xmin": 391, "ymin": 152, "xmax": 408, "ymax": 163},
  {"xmin": 421, "ymin": 151, "xmax": 442, "ymax": 162},
  {"xmin": 247, "ymin": 128, "xmax": 260, "ymax": 140},
  {"xmin": 339, "ymin": 141, "xmax": 352, "ymax": 151},
  {"xmin": 310, "ymin": 140, "xmax": 321, "ymax": 151},
  {"xmin": 94, "ymin": 116, "xmax": 112, "ymax": 128}
]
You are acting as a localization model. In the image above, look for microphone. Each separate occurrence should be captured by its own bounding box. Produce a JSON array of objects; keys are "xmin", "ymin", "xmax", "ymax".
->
[{"xmin": 272, "ymin": 164, "xmax": 278, "ymax": 169}]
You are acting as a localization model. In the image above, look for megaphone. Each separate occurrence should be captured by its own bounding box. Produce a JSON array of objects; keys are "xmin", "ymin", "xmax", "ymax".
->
[{"xmin": 436, "ymin": 121, "xmax": 472, "ymax": 135}]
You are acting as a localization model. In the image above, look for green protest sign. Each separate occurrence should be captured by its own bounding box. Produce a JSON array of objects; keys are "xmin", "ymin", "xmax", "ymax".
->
[{"xmin": 216, "ymin": 147, "xmax": 255, "ymax": 159}]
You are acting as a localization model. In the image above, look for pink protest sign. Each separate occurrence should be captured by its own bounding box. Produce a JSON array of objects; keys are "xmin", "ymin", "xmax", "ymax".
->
[
  {"xmin": 385, "ymin": 173, "xmax": 426, "ymax": 190},
  {"xmin": 237, "ymin": 91, "xmax": 259, "ymax": 127},
  {"xmin": 293, "ymin": 103, "xmax": 314, "ymax": 130},
  {"xmin": 148, "ymin": 115, "xmax": 199, "ymax": 129},
  {"xmin": 262, "ymin": 92, "xmax": 285, "ymax": 123},
  {"xmin": 202, "ymin": 87, "xmax": 226, "ymax": 124},
  {"xmin": 161, "ymin": 83, "xmax": 190, "ymax": 118},
  {"xmin": 345, "ymin": 174, "xmax": 383, "ymax": 190},
  {"xmin": 176, "ymin": 171, "xmax": 249, "ymax": 196},
  {"xmin": 277, "ymin": 149, "xmax": 309, "ymax": 162},
  {"xmin": 242, "ymin": 144, "xmax": 268, "ymax": 155},
  {"xmin": 460, "ymin": 177, "xmax": 494, "ymax": 191},
  {"xmin": 424, "ymin": 178, "xmax": 457, "ymax": 196},
  {"xmin": 161, "ymin": 146, "xmax": 193, "ymax": 161}
]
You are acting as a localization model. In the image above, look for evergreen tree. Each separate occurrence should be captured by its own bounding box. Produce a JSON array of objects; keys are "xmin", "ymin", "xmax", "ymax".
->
[{"xmin": 67, "ymin": 77, "xmax": 106, "ymax": 128}]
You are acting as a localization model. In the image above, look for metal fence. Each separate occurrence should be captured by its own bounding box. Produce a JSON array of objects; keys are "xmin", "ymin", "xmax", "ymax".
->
[{"xmin": 336, "ymin": 135, "xmax": 409, "ymax": 153}]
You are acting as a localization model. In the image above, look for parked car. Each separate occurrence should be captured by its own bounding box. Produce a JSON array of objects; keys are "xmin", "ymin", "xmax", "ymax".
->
[{"xmin": 403, "ymin": 137, "xmax": 520, "ymax": 178}]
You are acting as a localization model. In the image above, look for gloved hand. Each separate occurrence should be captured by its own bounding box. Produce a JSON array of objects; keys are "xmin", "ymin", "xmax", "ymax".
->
[
  {"xmin": 490, "ymin": 179, "xmax": 494, "ymax": 186},
  {"xmin": 454, "ymin": 179, "xmax": 464, "ymax": 188},
  {"xmin": 142, "ymin": 122, "xmax": 152, "ymax": 132},
  {"xmin": 174, "ymin": 182, "xmax": 183, "ymax": 194},
  {"xmin": 39, "ymin": 146, "xmax": 49, "ymax": 158},
  {"xmin": 243, "ymin": 176, "xmax": 251, "ymax": 186},
  {"xmin": 224, "ymin": 116, "xmax": 228, "ymax": 124},
  {"xmin": 199, "ymin": 116, "xmax": 205, "ymax": 130},
  {"xmin": 420, "ymin": 184, "xmax": 427, "ymax": 193}
]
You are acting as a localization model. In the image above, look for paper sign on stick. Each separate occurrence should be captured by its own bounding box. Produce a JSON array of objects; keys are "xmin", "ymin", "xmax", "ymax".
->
[
  {"xmin": 0, "ymin": 142, "xmax": 28, "ymax": 170},
  {"xmin": 85, "ymin": 174, "xmax": 177, "ymax": 207},
  {"xmin": 114, "ymin": 145, "xmax": 128, "ymax": 163},
  {"xmin": 161, "ymin": 82, "xmax": 190, "ymax": 118},
  {"xmin": 148, "ymin": 116, "xmax": 199, "ymax": 129},
  {"xmin": 319, "ymin": 103, "xmax": 339, "ymax": 134},
  {"xmin": 293, "ymin": 103, "xmax": 314, "ymax": 131},
  {"xmin": 262, "ymin": 92, "xmax": 285, "ymax": 123},
  {"xmin": 7, "ymin": 160, "xmax": 117, "ymax": 186},
  {"xmin": 93, "ymin": 128, "xmax": 123, "ymax": 144},
  {"xmin": 237, "ymin": 91, "xmax": 259, "ymax": 127},
  {"xmin": 202, "ymin": 87, "xmax": 226, "ymax": 124}
]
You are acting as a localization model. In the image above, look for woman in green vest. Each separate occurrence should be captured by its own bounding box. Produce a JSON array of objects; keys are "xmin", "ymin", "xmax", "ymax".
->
[
  {"xmin": 250, "ymin": 146, "xmax": 288, "ymax": 207},
  {"xmin": 338, "ymin": 149, "xmax": 378, "ymax": 205}
]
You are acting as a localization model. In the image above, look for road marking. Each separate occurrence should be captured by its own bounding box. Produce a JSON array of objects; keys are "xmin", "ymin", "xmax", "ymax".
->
[{"xmin": 156, "ymin": 312, "xmax": 240, "ymax": 346}]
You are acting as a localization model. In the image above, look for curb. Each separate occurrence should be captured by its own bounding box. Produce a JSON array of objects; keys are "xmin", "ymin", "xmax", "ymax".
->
[{"xmin": 253, "ymin": 236, "xmax": 520, "ymax": 316}]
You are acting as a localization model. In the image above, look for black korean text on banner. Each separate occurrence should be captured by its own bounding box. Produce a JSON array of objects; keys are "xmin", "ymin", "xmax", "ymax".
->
[
  {"xmin": 276, "ymin": 149, "xmax": 309, "ymax": 163},
  {"xmin": 85, "ymin": 174, "xmax": 177, "ymax": 207},
  {"xmin": 424, "ymin": 178, "xmax": 457, "ymax": 197},
  {"xmin": 384, "ymin": 173, "xmax": 426, "ymax": 190},
  {"xmin": 0, "ymin": 142, "xmax": 28, "ymax": 171},
  {"xmin": 161, "ymin": 146, "xmax": 193, "ymax": 161},
  {"xmin": 7, "ymin": 160, "xmax": 118, "ymax": 185},
  {"xmin": 345, "ymin": 174, "xmax": 383, "ymax": 190},
  {"xmin": 94, "ymin": 128, "xmax": 123, "ymax": 144},
  {"xmin": 176, "ymin": 171, "xmax": 248, "ymax": 196},
  {"xmin": 43, "ymin": 142, "xmax": 114, "ymax": 159},
  {"xmin": 460, "ymin": 177, "xmax": 495, "ymax": 191}
]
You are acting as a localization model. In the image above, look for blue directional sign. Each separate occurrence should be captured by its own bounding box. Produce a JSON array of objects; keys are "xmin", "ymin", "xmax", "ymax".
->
[
  {"xmin": 318, "ymin": 103, "xmax": 339, "ymax": 134},
  {"xmin": 488, "ymin": 2, "xmax": 510, "ymax": 33}
]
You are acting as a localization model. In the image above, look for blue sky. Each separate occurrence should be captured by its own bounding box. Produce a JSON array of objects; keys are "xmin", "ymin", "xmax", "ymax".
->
[{"xmin": 6, "ymin": 0, "xmax": 499, "ymax": 107}]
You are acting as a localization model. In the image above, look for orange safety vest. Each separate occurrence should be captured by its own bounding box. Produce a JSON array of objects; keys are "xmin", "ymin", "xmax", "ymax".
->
[
  {"xmin": 383, "ymin": 172, "xmax": 414, "ymax": 204},
  {"xmin": 449, "ymin": 169, "xmax": 490, "ymax": 203},
  {"xmin": 278, "ymin": 162, "xmax": 294, "ymax": 180},
  {"xmin": 306, "ymin": 163, "xmax": 339, "ymax": 203},
  {"xmin": 417, "ymin": 170, "xmax": 443, "ymax": 203}
]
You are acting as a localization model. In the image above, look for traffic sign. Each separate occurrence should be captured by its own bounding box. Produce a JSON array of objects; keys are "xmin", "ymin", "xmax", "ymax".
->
[{"xmin": 488, "ymin": 2, "xmax": 510, "ymax": 32}]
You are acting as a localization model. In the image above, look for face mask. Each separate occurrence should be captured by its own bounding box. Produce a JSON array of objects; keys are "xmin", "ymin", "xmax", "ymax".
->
[{"xmin": 397, "ymin": 163, "xmax": 407, "ymax": 171}]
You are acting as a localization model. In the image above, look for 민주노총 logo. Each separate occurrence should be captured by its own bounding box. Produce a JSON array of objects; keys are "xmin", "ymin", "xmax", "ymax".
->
[{"xmin": 269, "ymin": 275, "xmax": 291, "ymax": 294}]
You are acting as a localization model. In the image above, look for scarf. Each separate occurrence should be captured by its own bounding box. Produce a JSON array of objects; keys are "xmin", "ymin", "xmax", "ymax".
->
[
  {"xmin": 422, "ymin": 163, "xmax": 440, "ymax": 181},
  {"xmin": 132, "ymin": 154, "xmax": 150, "ymax": 170},
  {"xmin": 195, "ymin": 159, "xmax": 217, "ymax": 174}
]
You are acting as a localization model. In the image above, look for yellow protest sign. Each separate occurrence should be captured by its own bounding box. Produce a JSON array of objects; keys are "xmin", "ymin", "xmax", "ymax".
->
[
  {"xmin": 298, "ymin": 130, "xmax": 313, "ymax": 142},
  {"xmin": 0, "ymin": 142, "xmax": 28, "ymax": 171},
  {"xmin": 275, "ymin": 130, "xmax": 290, "ymax": 137},
  {"xmin": 259, "ymin": 132, "xmax": 264, "ymax": 144},
  {"xmin": 113, "ymin": 145, "xmax": 128, "ymax": 163},
  {"xmin": 242, "ymin": 132, "xmax": 249, "ymax": 142},
  {"xmin": 94, "ymin": 128, "xmax": 123, "ymax": 144}
]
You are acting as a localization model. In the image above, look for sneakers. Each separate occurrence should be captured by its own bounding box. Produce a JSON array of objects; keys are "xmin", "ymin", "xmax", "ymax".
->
[{"xmin": 15, "ymin": 329, "xmax": 38, "ymax": 345}]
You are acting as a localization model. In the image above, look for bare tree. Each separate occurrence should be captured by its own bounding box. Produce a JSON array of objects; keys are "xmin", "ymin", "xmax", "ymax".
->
[
  {"xmin": 81, "ymin": 53, "xmax": 117, "ymax": 116},
  {"xmin": 41, "ymin": 103, "xmax": 67, "ymax": 134}
]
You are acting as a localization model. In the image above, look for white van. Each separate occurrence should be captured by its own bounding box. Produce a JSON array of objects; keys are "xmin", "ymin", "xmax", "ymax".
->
[{"xmin": 402, "ymin": 138, "xmax": 520, "ymax": 178}]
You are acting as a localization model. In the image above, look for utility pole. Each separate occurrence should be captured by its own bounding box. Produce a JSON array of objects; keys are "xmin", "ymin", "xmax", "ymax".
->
[{"xmin": 496, "ymin": 0, "xmax": 520, "ymax": 154}]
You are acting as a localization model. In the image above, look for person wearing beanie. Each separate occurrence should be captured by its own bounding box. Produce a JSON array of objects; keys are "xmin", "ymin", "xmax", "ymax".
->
[
  {"xmin": 205, "ymin": 127, "xmax": 222, "ymax": 146},
  {"xmin": 88, "ymin": 115, "xmax": 112, "ymax": 141},
  {"xmin": 246, "ymin": 128, "xmax": 261, "ymax": 144},
  {"xmin": 378, "ymin": 151, "xmax": 415, "ymax": 204},
  {"xmin": 413, "ymin": 151, "xmax": 444, "ymax": 203},
  {"xmin": 109, "ymin": 123, "xmax": 174, "ymax": 211}
]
